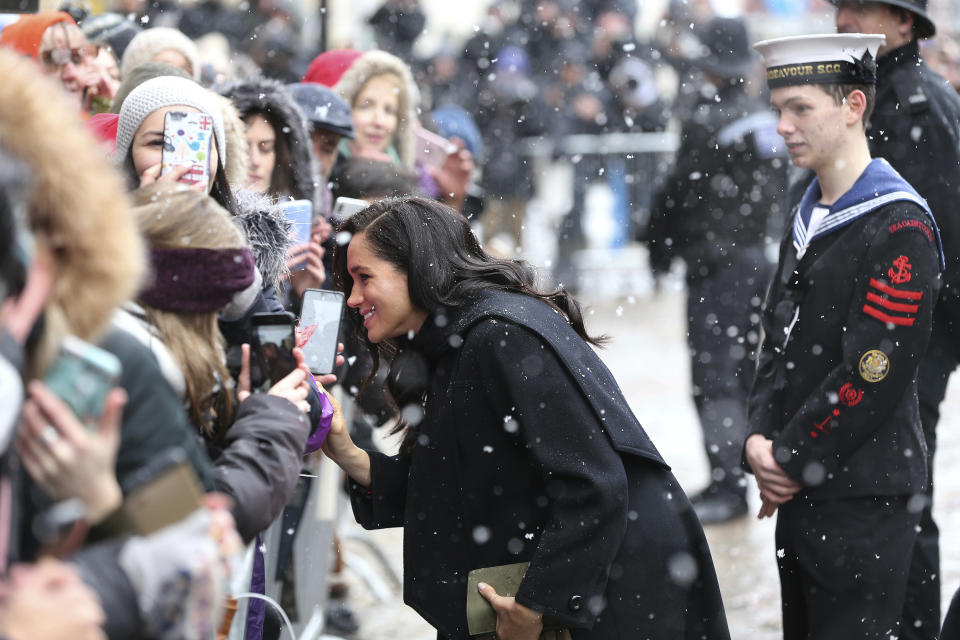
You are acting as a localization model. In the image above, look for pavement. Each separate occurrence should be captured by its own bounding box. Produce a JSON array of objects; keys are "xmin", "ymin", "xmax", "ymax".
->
[{"xmin": 331, "ymin": 284, "xmax": 960, "ymax": 640}]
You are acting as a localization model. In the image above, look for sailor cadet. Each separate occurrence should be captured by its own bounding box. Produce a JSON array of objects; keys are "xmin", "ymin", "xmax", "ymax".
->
[{"xmin": 743, "ymin": 33, "xmax": 944, "ymax": 640}]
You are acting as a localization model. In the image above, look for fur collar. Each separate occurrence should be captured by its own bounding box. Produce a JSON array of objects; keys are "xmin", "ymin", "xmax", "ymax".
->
[{"xmin": 232, "ymin": 188, "xmax": 291, "ymax": 289}]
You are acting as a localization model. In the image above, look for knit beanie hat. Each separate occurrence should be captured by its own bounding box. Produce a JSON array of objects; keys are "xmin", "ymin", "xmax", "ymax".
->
[
  {"xmin": 120, "ymin": 27, "xmax": 200, "ymax": 81},
  {"xmin": 0, "ymin": 11, "xmax": 75, "ymax": 60},
  {"xmin": 115, "ymin": 75, "xmax": 226, "ymax": 164},
  {"xmin": 303, "ymin": 49, "xmax": 362, "ymax": 87},
  {"xmin": 80, "ymin": 12, "xmax": 141, "ymax": 61}
]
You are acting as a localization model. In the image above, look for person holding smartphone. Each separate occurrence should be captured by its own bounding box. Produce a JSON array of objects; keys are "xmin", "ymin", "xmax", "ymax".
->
[
  {"xmin": 327, "ymin": 49, "xmax": 475, "ymax": 212},
  {"xmin": 119, "ymin": 184, "xmax": 317, "ymax": 542},
  {"xmin": 219, "ymin": 77, "xmax": 329, "ymax": 304},
  {"xmin": 0, "ymin": 11, "xmax": 116, "ymax": 117},
  {"xmin": 321, "ymin": 196, "xmax": 729, "ymax": 640}
]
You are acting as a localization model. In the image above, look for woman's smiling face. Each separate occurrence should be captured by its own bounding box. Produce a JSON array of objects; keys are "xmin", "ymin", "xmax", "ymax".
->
[
  {"xmin": 350, "ymin": 74, "xmax": 401, "ymax": 156},
  {"xmin": 345, "ymin": 231, "xmax": 427, "ymax": 343}
]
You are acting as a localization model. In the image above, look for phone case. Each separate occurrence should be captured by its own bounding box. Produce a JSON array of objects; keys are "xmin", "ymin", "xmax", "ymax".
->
[
  {"xmin": 43, "ymin": 336, "xmax": 122, "ymax": 428},
  {"xmin": 414, "ymin": 128, "xmax": 456, "ymax": 169},
  {"xmin": 161, "ymin": 110, "xmax": 214, "ymax": 186}
]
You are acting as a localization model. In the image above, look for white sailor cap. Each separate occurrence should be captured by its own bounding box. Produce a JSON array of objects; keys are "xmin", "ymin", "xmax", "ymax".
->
[{"xmin": 753, "ymin": 33, "xmax": 886, "ymax": 89}]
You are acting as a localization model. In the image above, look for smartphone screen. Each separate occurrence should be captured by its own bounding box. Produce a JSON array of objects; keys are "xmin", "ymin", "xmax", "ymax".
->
[
  {"xmin": 254, "ymin": 318, "xmax": 298, "ymax": 385},
  {"xmin": 298, "ymin": 289, "xmax": 343, "ymax": 375},
  {"xmin": 43, "ymin": 336, "xmax": 122, "ymax": 429},
  {"xmin": 161, "ymin": 110, "xmax": 213, "ymax": 187}
]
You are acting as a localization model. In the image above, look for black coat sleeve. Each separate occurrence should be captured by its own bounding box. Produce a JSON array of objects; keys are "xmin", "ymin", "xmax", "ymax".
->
[
  {"xmin": 469, "ymin": 320, "xmax": 629, "ymax": 629},
  {"xmin": 773, "ymin": 219, "xmax": 939, "ymax": 484},
  {"xmin": 746, "ymin": 232, "xmax": 791, "ymax": 445},
  {"xmin": 348, "ymin": 451, "xmax": 410, "ymax": 530}
]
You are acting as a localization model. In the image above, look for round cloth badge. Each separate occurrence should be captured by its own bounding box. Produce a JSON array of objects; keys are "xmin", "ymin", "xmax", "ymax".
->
[{"xmin": 859, "ymin": 349, "xmax": 890, "ymax": 382}]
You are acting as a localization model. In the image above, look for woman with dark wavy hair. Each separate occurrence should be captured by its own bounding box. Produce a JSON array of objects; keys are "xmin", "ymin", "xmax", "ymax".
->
[{"xmin": 322, "ymin": 196, "xmax": 730, "ymax": 640}]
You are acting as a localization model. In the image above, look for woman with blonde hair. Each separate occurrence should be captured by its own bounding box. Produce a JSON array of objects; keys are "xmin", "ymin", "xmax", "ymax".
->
[
  {"xmin": 118, "ymin": 182, "xmax": 315, "ymax": 541},
  {"xmin": 327, "ymin": 49, "xmax": 474, "ymax": 211}
]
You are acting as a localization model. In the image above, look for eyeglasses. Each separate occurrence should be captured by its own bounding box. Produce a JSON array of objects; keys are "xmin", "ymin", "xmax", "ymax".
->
[{"xmin": 40, "ymin": 44, "xmax": 100, "ymax": 70}]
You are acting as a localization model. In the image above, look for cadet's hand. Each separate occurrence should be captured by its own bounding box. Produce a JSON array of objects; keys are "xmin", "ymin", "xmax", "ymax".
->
[
  {"xmin": 477, "ymin": 582, "xmax": 544, "ymax": 640},
  {"xmin": 745, "ymin": 434, "xmax": 802, "ymax": 506},
  {"xmin": 757, "ymin": 497, "xmax": 778, "ymax": 519}
]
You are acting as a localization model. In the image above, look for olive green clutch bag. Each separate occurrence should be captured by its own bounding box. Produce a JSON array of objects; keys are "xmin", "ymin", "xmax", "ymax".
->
[{"xmin": 466, "ymin": 562, "xmax": 567, "ymax": 638}]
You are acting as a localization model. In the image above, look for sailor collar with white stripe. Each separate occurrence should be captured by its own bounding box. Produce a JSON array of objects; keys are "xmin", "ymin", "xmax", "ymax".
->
[{"xmin": 792, "ymin": 158, "xmax": 944, "ymax": 268}]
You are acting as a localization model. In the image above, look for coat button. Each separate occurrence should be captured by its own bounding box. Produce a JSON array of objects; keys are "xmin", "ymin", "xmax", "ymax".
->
[{"xmin": 568, "ymin": 595, "xmax": 583, "ymax": 612}]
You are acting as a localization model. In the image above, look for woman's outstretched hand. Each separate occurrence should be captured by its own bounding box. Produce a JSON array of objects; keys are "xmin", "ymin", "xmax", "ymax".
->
[
  {"xmin": 477, "ymin": 582, "xmax": 544, "ymax": 640},
  {"xmin": 317, "ymin": 383, "xmax": 371, "ymax": 487}
]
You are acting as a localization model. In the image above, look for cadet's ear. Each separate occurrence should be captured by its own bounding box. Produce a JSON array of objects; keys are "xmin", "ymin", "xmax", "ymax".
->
[{"xmin": 844, "ymin": 89, "xmax": 868, "ymax": 128}]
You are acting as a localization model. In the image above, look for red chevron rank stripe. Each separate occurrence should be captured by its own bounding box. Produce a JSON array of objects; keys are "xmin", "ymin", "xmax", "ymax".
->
[{"xmin": 863, "ymin": 277, "xmax": 922, "ymax": 326}]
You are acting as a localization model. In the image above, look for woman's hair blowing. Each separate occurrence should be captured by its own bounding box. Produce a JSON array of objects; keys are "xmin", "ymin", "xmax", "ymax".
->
[{"xmin": 332, "ymin": 196, "xmax": 604, "ymax": 447}]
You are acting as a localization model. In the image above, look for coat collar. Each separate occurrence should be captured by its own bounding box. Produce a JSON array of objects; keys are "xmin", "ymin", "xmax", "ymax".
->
[
  {"xmin": 877, "ymin": 40, "xmax": 921, "ymax": 79},
  {"xmin": 407, "ymin": 290, "xmax": 553, "ymax": 365}
]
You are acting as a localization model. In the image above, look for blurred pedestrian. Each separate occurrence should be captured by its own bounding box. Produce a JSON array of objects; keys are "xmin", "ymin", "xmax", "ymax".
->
[
  {"xmin": 831, "ymin": 2, "xmax": 960, "ymax": 636},
  {"xmin": 474, "ymin": 44, "xmax": 546, "ymax": 255},
  {"xmin": 367, "ymin": 0, "xmax": 426, "ymax": 64},
  {"xmin": 321, "ymin": 196, "xmax": 730, "ymax": 640},
  {"xmin": 120, "ymin": 26, "xmax": 200, "ymax": 81},
  {"xmin": 647, "ymin": 17, "xmax": 788, "ymax": 524},
  {"xmin": 288, "ymin": 82, "xmax": 355, "ymax": 193},
  {"xmin": 747, "ymin": 33, "xmax": 942, "ymax": 639}
]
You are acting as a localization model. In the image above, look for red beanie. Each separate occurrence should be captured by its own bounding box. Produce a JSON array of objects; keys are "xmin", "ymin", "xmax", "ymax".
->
[
  {"xmin": 0, "ymin": 11, "xmax": 76, "ymax": 60},
  {"xmin": 86, "ymin": 113, "xmax": 119, "ymax": 154},
  {"xmin": 302, "ymin": 49, "xmax": 363, "ymax": 87}
]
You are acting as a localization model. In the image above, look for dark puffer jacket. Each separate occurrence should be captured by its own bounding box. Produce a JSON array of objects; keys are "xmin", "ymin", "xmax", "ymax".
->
[{"xmin": 218, "ymin": 76, "xmax": 316, "ymax": 205}]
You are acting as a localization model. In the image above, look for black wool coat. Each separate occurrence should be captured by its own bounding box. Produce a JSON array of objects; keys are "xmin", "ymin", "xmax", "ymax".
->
[
  {"xmin": 350, "ymin": 290, "xmax": 729, "ymax": 640},
  {"xmin": 870, "ymin": 41, "xmax": 960, "ymax": 355},
  {"xmin": 747, "ymin": 201, "xmax": 940, "ymax": 499}
]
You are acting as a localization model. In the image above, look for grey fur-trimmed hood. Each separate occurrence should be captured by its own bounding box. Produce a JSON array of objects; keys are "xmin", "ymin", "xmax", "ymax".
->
[
  {"xmin": 217, "ymin": 76, "xmax": 316, "ymax": 204},
  {"xmin": 232, "ymin": 188, "xmax": 291, "ymax": 289}
]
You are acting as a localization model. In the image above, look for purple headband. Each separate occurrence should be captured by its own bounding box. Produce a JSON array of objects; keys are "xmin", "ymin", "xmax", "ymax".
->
[{"xmin": 140, "ymin": 247, "xmax": 256, "ymax": 312}]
